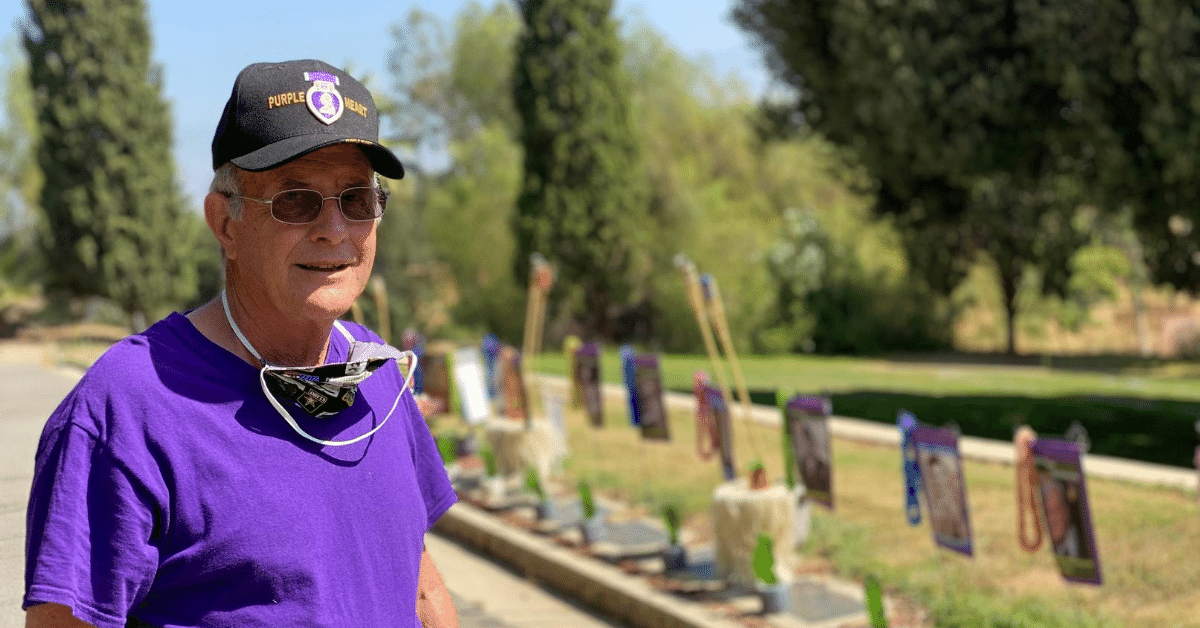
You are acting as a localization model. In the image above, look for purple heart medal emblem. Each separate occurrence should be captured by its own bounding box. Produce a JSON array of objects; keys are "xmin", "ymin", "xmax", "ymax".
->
[{"xmin": 304, "ymin": 71, "xmax": 343, "ymax": 125}]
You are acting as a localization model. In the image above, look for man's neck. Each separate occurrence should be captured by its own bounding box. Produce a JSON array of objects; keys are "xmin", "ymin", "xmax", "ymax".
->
[{"xmin": 188, "ymin": 289, "xmax": 332, "ymax": 367}]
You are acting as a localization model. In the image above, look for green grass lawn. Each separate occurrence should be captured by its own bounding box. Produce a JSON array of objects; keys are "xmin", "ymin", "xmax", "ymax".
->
[
  {"xmin": 464, "ymin": 388, "xmax": 1200, "ymax": 628},
  {"xmin": 528, "ymin": 349, "xmax": 1200, "ymax": 401}
]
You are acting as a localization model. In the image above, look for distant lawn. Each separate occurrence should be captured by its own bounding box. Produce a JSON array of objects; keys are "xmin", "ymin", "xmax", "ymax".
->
[{"xmin": 528, "ymin": 349, "xmax": 1200, "ymax": 401}]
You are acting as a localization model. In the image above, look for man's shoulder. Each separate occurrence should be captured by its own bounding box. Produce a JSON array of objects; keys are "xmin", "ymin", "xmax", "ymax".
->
[
  {"xmin": 52, "ymin": 314, "xmax": 197, "ymax": 435},
  {"xmin": 81, "ymin": 314, "xmax": 189, "ymax": 382}
]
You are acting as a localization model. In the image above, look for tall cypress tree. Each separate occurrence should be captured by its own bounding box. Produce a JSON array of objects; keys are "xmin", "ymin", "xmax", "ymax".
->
[
  {"xmin": 512, "ymin": 0, "xmax": 649, "ymax": 340},
  {"xmin": 24, "ymin": 0, "xmax": 199, "ymax": 327}
]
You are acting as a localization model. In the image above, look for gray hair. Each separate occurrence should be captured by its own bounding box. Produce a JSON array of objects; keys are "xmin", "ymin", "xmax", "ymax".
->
[
  {"xmin": 209, "ymin": 159, "xmax": 388, "ymax": 223},
  {"xmin": 209, "ymin": 162, "xmax": 244, "ymax": 220}
]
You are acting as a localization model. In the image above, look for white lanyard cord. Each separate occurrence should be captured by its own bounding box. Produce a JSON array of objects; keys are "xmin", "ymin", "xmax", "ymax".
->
[
  {"xmin": 221, "ymin": 290, "xmax": 353, "ymax": 365},
  {"xmin": 221, "ymin": 290, "xmax": 414, "ymax": 447}
]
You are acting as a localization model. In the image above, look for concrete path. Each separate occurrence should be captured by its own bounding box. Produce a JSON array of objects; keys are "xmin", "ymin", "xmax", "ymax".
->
[
  {"xmin": 0, "ymin": 360, "xmax": 629, "ymax": 628},
  {"xmin": 0, "ymin": 363, "xmax": 81, "ymax": 628},
  {"xmin": 428, "ymin": 532, "xmax": 630, "ymax": 628}
]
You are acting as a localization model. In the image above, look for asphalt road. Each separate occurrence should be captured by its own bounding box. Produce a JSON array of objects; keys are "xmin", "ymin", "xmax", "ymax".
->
[{"xmin": 1, "ymin": 363, "xmax": 78, "ymax": 628}]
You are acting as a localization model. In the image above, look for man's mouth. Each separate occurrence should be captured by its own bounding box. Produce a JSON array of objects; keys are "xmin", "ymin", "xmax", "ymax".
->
[{"xmin": 297, "ymin": 262, "xmax": 352, "ymax": 272}]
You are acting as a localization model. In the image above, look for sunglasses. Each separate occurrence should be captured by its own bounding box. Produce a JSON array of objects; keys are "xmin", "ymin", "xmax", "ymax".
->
[{"xmin": 231, "ymin": 187, "xmax": 387, "ymax": 224}]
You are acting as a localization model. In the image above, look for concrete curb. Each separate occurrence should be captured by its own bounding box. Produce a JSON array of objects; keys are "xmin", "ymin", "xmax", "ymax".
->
[{"xmin": 434, "ymin": 500, "xmax": 748, "ymax": 628}]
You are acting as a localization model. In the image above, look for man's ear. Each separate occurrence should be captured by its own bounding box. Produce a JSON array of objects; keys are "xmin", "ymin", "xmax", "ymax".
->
[{"xmin": 204, "ymin": 192, "xmax": 238, "ymax": 261}]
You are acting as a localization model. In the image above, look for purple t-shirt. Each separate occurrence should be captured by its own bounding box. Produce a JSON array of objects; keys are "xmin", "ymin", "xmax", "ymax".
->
[{"xmin": 24, "ymin": 313, "xmax": 456, "ymax": 628}]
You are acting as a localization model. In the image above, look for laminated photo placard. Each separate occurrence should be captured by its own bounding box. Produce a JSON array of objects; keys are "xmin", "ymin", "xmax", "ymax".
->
[
  {"xmin": 575, "ymin": 343, "xmax": 604, "ymax": 428},
  {"xmin": 420, "ymin": 350, "xmax": 452, "ymax": 415},
  {"xmin": 540, "ymin": 385, "xmax": 568, "ymax": 446},
  {"xmin": 499, "ymin": 345, "xmax": 528, "ymax": 421},
  {"xmin": 620, "ymin": 344, "xmax": 639, "ymax": 426},
  {"xmin": 706, "ymin": 384, "xmax": 736, "ymax": 480},
  {"xmin": 633, "ymin": 354, "xmax": 670, "ymax": 440},
  {"xmin": 898, "ymin": 410, "xmax": 922, "ymax": 526},
  {"xmin": 1032, "ymin": 438, "xmax": 1103, "ymax": 585},
  {"xmin": 912, "ymin": 423, "xmax": 973, "ymax": 556},
  {"xmin": 452, "ymin": 346, "xmax": 489, "ymax": 425},
  {"xmin": 785, "ymin": 395, "xmax": 835, "ymax": 509},
  {"xmin": 481, "ymin": 334, "xmax": 500, "ymax": 400}
]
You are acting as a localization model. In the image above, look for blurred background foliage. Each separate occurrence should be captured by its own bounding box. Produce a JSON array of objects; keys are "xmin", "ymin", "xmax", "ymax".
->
[
  {"xmin": 370, "ymin": 0, "xmax": 953, "ymax": 356},
  {"xmin": 4, "ymin": 0, "xmax": 1199, "ymax": 361}
]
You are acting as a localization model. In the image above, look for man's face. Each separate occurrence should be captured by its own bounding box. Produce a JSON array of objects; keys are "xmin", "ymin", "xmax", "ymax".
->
[{"xmin": 224, "ymin": 144, "xmax": 377, "ymax": 325}]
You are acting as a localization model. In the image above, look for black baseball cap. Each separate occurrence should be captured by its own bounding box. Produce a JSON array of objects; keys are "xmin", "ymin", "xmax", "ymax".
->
[{"xmin": 211, "ymin": 59, "xmax": 404, "ymax": 179}]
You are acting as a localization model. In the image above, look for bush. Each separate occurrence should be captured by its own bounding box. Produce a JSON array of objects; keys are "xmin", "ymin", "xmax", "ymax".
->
[
  {"xmin": 830, "ymin": 391, "xmax": 1200, "ymax": 467},
  {"xmin": 805, "ymin": 272, "xmax": 953, "ymax": 355}
]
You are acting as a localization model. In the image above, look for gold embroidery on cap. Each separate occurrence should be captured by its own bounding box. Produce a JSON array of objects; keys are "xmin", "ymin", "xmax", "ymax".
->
[
  {"xmin": 344, "ymin": 97, "xmax": 368, "ymax": 118},
  {"xmin": 267, "ymin": 91, "xmax": 306, "ymax": 109}
]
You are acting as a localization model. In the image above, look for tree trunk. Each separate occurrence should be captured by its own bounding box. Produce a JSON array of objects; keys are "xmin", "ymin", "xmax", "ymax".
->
[
  {"xmin": 1124, "ymin": 230, "xmax": 1152, "ymax": 357},
  {"xmin": 997, "ymin": 258, "xmax": 1020, "ymax": 356},
  {"xmin": 584, "ymin": 285, "xmax": 612, "ymax": 343}
]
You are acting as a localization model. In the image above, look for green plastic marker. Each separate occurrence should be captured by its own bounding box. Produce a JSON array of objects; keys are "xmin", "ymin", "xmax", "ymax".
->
[
  {"xmin": 865, "ymin": 574, "xmax": 888, "ymax": 628},
  {"xmin": 777, "ymin": 389, "xmax": 795, "ymax": 490}
]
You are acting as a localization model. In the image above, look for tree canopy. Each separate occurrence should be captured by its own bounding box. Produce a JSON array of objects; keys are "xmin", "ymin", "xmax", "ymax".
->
[
  {"xmin": 512, "ymin": 0, "xmax": 650, "ymax": 340},
  {"xmin": 24, "ymin": 0, "xmax": 202, "ymax": 326},
  {"xmin": 731, "ymin": 0, "xmax": 1177, "ymax": 353}
]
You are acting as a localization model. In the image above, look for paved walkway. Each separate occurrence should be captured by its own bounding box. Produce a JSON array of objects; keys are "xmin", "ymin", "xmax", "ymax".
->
[
  {"xmin": 429, "ymin": 532, "xmax": 630, "ymax": 628},
  {"xmin": 0, "ymin": 361, "xmax": 628, "ymax": 628}
]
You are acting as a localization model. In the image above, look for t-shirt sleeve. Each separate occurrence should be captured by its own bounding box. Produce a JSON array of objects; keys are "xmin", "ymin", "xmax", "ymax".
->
[
  {"xmin": 25, "ymin": 421, "xmax": 159, "ymax": 628},
  {"xmin": 403, "ymin": 392, "xmax": 456, "ymax": 529}
]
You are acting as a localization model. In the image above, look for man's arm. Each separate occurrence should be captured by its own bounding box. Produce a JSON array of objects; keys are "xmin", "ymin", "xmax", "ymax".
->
[
  {"xmin": 416, "ymin": 544, "xmax": 459, "ymax": 628},
  {"xmin": 25, "ymin": 603, "xmax": 98, "ymax": 628}
]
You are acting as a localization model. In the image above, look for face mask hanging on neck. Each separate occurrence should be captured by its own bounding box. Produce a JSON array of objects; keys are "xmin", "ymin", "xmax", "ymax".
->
[{"xmin": 222, "ymin": 291, "xmax": 416, "ymax": 447}]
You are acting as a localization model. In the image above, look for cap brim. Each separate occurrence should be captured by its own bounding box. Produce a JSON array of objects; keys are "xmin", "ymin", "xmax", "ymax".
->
[{"xmin": 230, "ymin": 135, "xmax": 405, "ymax": 179}]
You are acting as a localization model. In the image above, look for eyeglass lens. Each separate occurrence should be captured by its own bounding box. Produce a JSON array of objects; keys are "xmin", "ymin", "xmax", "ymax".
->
[{"xmin": 270, "ymin": 187, "xmax": 384, "ymax": 224}]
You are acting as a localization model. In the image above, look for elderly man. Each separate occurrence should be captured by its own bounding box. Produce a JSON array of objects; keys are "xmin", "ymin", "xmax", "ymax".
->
[{"xmin": 24, "ymin": 60, "xmax": 459, "ymax": 627}]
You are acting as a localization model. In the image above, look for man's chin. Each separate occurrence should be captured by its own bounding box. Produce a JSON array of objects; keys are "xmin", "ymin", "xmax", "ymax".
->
[{"xmin": 298, "ymin": 288, "xmax": 363, "ymax": 322}]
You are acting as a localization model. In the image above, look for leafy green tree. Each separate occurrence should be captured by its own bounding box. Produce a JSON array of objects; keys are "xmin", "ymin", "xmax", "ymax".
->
[
  {"xmin": 0, "ymin": 37, "xmax": 43, "ymax": 291},
  {"xmin": 1118, "ymin": 2, "xmax": 1200, "ymax": 293},
  {"xmin": 733, "ymin": 0, "xmax": 1131, "ymax": 353},
  {"xmin": 512, "ymin": 0, "xmax": 650, "ymax": 340},
  {"xmin": 385, "ymin": 2, "xmax": 525, "ymax": 343},
  {"xmin": 382, "ymin": 3, "xmax": 932, "ymax": 354},
  {"xmin": 23, "ymin": 0, "xmax": 200, "ymax": 328}
]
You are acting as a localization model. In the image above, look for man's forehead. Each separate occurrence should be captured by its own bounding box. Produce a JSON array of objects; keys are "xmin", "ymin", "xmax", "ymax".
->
[{"xmin": 240, "ymin": 145, "xmax": 374, "ymax": 189}]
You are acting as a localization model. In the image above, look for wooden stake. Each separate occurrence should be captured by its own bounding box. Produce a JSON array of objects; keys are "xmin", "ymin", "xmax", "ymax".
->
[
  {"xmin": 524, "ymin": 254, "xmax": 554, "ymax": 378},
  {"xmin": 370, "ymin": 276, "xmax": 391, "ymax": 345},
  {"xmin": 674, "ymin": 256, "xmax": 735, "ymax": 431},
  {"xmin": 702, "ymin": 274, "xmax": 753, "ymax": 423}
]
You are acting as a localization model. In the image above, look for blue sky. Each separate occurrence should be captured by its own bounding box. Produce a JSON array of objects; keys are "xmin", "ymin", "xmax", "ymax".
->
[{"xmin": 4, "ymin": 0, "xmax": 772, "ymax": 209}]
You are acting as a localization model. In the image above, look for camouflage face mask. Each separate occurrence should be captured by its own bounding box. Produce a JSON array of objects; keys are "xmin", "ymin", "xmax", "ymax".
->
[{"xmin": 222, "ymin": 291, "xmax": 416, "ymax": 447}]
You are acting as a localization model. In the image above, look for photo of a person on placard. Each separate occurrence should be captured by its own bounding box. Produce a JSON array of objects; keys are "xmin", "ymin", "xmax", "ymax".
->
[
  {"xmin": 919, "ymin": 451, "xmax": 970, "ymax": 544},
  {"xmin": 805, "ymin": 418, "xmax": 831, "ymax": 496},
  {"xmin": 578, "ymin": 351, "xmax": 603, "ymax": 427},
  {"xmin": 635, "ymin": 360, "xmax": 669, "ymax": 439},
  {"xmin": 789, "ymin": 413, "xmax": 832, "ymax": 501},
  {"xmin": 1041, "ymin": 476, "xmax": 1091, "ymax": 560},
  {"xmin": 420, "ymin": 351, "xmax": 450, "ymax": 415}
]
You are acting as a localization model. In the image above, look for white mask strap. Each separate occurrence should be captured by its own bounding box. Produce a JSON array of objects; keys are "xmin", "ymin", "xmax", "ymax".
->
[
  {"xmin": 222, "ymin": 289, "xmax": 415, "ymax": 447},
  {"xmin": 222, "ymin": 290, "xmax": 265, "ymax": 364}
]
